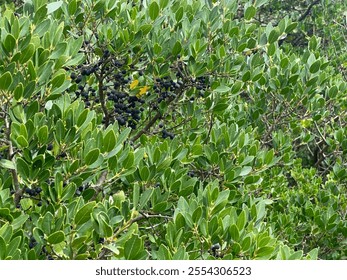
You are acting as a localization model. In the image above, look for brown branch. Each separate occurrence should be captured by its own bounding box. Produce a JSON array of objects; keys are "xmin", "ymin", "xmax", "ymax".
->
[
  {"xmin": 4, "ymin": 111, "xmax": 21, "ymax": 206},
  {"xmin": 298, "ymin": 0, "xmax": 320, "ymax": 22},
  {"xmin": 131, "ymin": 110, "xmax": 162, "ymax": 142}
]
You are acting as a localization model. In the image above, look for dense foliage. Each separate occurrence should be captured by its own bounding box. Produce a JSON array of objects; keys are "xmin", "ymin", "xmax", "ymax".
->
[{"xmin": 0, "ymin": 0, "xmax": 346, "ymax": 260}]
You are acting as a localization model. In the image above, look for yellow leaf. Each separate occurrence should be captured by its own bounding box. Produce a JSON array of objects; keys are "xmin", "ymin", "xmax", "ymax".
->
[
  {"xmin": 139, "ymin": 85, "xmax": 149, "ymax": 95},
  {"xmin": 130, "ymin": 79, "xmax": 139, "ymax": 90}
]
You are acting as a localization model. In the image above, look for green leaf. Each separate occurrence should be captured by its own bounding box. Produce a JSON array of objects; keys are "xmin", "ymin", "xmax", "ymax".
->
[
  {"xmin": 213, "ymin": 103, "xmax": 228, "ymax": 113},
  {"xmin": 255, "ymin": 0, "xmax": 269, "ymax": 8},
  {"xmin": 256, "ymin": 246, "xmax": 275, "ymax": 258},
  {"xmin": 0, "ymin": 159, "xmax": 15, "ymax": 170},
  {"xmin": 85, "ymin": 148, "xmax": 100, "ymax": 166},
  {"xmin": 124, "ymin": 234, "xmax": 144, "ymax": 260},
  {"xmin": 55, "ymin": 119, "xmax": 65, "ymax": 143},
  {"xmin": 47, "ymin": 230, "xmax": 65, "ymax": 244},
  {"xmin": 7, "ymin": 236, "xmax": 21, "ymax": 257},
  {"xmin": 47, "ymin": 1, "xmax": 63, "ymax": 14},
  {"xmin": 0, "ymin": 236, "xmax": 6, "ymax": 260},
  {"xmin": 38, "ymin": 125, "xmax": 48, "ymax": 144},
  {"xmin": 123, "ymin": 151, "xmax": 134, "ymax": 169},
  {"xmin": 34, "ymin": 5, "xmax": 48, "ymax": 24},
  {"xmin": 268, "ymin": 29, "xmax": 280, "ymax": 44},
  {"xmin": 11, "ymin": 214, "xmax": 29, "ymax": 231},
  {"xmin": 19, "ymin": 42, "xmax": 34, "ymax": 64},
  {"xmin": 240, "ymin": 166, "xmax": 252, "ymax": 176},
  {"xmin": 16, "ymin": 135, "xmax": 28, "ymax": 148},
  {"xmin": 139, "ymin": 189, "xmax": 153, "ymax": 210},
  {"xmin": 229, "ymin": 224, "xmax": 240, "ymax": 241},
  {"xmin": 157, "ymin": 244, "xmax": 172, "ymax": 260},
  {"xmin": 309, "ymin": 60, "xmax": 321, "ymax": 74},
  {"xmin": 172, "ymin": 41, "xmax": 182, "ymax": 56},
  {"xmin": 214, "ymin": 85, "xmax": 230, "ymax": 93},
  {"xmin": 175, "ymin": 6, "xmax": 184, "ymax": 22},
  {"xmin": 103, "ymin": 130, "xmax": 116, "ymax": 153},
  {"xmin": 149, "ymin": 2, "xmax": 160, "ymax": 21},
  {"xmin": 241, "ymin": 236, "xmax": 251, "ymax": 252},
  {"xmin": 68, "ymin": 0, "xmax": 77, "ymax": 15},
  {"xmin": 231, "ymin": 81, "xmax": 243, "ymax": 94},
  {"xmin": 307, "ymin": 248, "xmax": 319, "ymax": 260},
  {"xmin": 192, "ymin": 206, "xmax": 202, "ymax": 224},
  {"xmin": 4, "ymin": 34, "xmax": 16, "ymax": 53},
  {"xmin": 267, "ymin": 43, "xmax": 276, "ymax": 56},
  {"xmin": 13, "ymin": 83, "xmax": 24, "ymax": 101},
  {"xmin": 172, "ymin": 246, "xmax": 188, "ymax": 260},
  {"xmin": 74, "ymin": 201, "xmax": 96, "ymax": 226},
  {"xmin": 236, "ymin": 210, "xmax": 247, "ymax": 230},
  {"xmin": 0, "ymin": 72, "xmax": 13, "ymax": 90},
  {"xmin": 289, "ymin": 250, "xmax": 303, "ymax": 260},
  {"xmin": 51, "ymin": 73, "xmax": 66, "ymax": 89},
  {"xmin": 264, "ymin": 149, "xmax": 274, "ymax": 165},
  {"xmin": 16, "ymin": 158, "xmax": 30, "ymax": 180},
  {"xmin": 244, "ymin": 6, "xmax": 256, "ymax": 20},
  {"xmin": 50, "ymin": 42, "xmax": 67, "ymax": 59},
  {"xmin": 140, "ymin": 165, "xmax": 150, "ymax": 181}
]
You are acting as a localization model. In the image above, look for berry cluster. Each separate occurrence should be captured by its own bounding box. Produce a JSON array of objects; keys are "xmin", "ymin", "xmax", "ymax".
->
[
  {"xmin": 29, "ymin": 236, "xmax": 38, "ymax": 249},
  {"xmin": 25, "ymin": 187, "xmax": 42, "ymax": 197},
  {"xmin": 161, "ymin": 129, "xmax": 175, "ymax": 139},
  {"xmin": 107, "ymin": 89, "xmax": 145, "ymax": 129},
  {"xmin": 210, "ymin": 243, "xmax": 221, "ymax": 257},
  {"xmin": 153, "ymin": 76, "xmax": 183, "ymax": 103},
  {"xmin": 69, "ymin": 46, "xmax": 146, "ymax": 129},
  {"xmin": 24, "ymin": 187, "xmax": 42, "ymax": 206}
]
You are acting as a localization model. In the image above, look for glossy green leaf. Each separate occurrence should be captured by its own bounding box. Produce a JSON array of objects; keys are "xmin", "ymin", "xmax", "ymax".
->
[
  {"xmin": 85, "ymin": 148, "xmax": 100, "ymax": 166},
  {"xmin": 268, "ymin": 29, "xmax": 280, "ymax": 44},
  {"xmin": 0, "ymin": 236, "xmax": 6, "ymax": 260},
  {"xmin": 16, "ymin": 135, "xmax": 28, "ymax": 148},
  {"xmin": 309, "ymin": 60, "xmax": 321, "ymax": 73},
  {"xmin": 37, "ymin": 125, "xmax": 49, "ymax": 144},
  {"xmin": 19, "ymin": 43, "xmax": 35, "ymax": 64},
  {"xmin": 175, "ymin": 6, "xmax": 184, "ymax": 22},
  {"xmin": 172, "ymin": 41, "xmax": 182, "ymax": 56},
  {"xmin": 103, "ymin": 129, "xmax": 116, "ymax": 153},
  {"xmin": 47, "ymin": 231, "xmax": 65, "ymax": 244},
  {"xmin": 50, "ymin": 42, "xmax": 67, "ymax": 59},
  {"xmin": 4, "ymin": 34, "xmax": 16, "ymax": 53},
  {"xmin": 124, "ymin": 234, "xmax": 144, "ymax": 260},
  {"xmin": 149, "ymin": 2, "xmax": 160, "ymax": 21},
  {"xmin": 34, "ymin": 5, "xmax": 48, "ymax": 24},
  {"xmin": 244, "ymin": 6, "xmax": 256, "ymax": 20},
  {"xmin": 68, "ymin": 0, "xmax": 77, "ymax": 15},
  {"xmin": 51, "ymin": 73, "xmax": 66, "ymax": 89},
  {"xmin": 13, "ymin": 83, "xmax": 24, "ymax": 101},
  {"xmin": 74, "ymin": 201, "xmax": 96, "ymax": 226},
  {"xmin": 0, "ymin": 72, "xmax": 13, "ymax": 90},
  {"xmin": 229, "ymin": 224, "xmax": 240, "ymax": 241}
]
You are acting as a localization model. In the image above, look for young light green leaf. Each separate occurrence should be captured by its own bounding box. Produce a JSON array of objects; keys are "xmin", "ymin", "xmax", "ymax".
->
[
  {"xmin": 0, "ymin": 159, "xmax": 15, "ymax": 170},
  {"xmin": 47, "ymin": 1, "xmax": 63, "ymax": 14}
]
